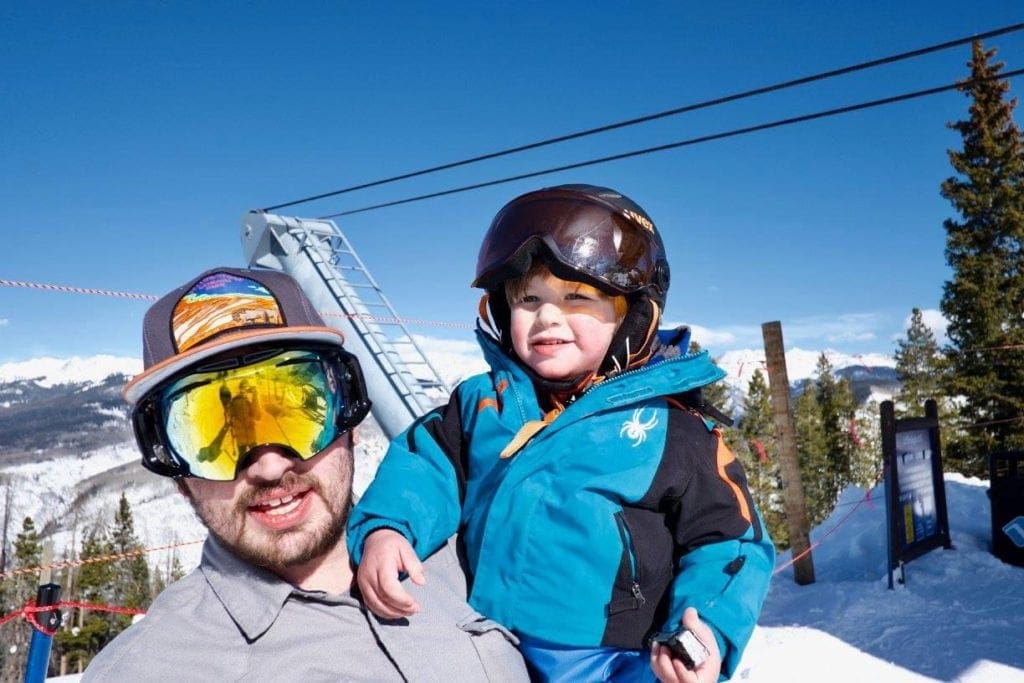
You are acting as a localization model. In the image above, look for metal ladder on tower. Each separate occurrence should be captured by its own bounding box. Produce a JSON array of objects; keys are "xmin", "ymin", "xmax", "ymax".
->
[{"xmin": 242, "ymin": 211, "xmax": 452, "ymax": 438}]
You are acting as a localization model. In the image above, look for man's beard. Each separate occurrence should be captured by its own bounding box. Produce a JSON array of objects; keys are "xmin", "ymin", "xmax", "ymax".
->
[{"xmin": 188, "ymin": 467, "xmax": 352, "ymax": 570}]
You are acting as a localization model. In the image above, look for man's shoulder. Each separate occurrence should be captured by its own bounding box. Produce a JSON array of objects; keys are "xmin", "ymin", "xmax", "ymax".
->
[
  {"xmin": 83, "ymin": 568, "xmax": 230, "ymax": 680},
  {"xmin": 416, "ymin": 536, "xmax": 470, "ymax": 601}
]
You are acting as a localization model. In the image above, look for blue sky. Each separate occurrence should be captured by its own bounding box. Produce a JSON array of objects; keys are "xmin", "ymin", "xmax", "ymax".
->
[{"xmin": 3, "ymin": 2, "xmax": 1023, "ymax": 364}]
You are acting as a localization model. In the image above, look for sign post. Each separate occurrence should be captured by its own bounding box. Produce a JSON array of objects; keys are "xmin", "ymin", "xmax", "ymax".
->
[{"xmin": 880, "ymin": 399, "xmax": 953, "ymax": 589}]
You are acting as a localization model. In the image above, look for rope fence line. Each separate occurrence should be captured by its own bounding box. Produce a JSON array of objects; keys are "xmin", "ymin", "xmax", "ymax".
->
[
  {"xmin": 0, "ymin": 277, "xmax": 474, "ymax": 330},
  {"xmin": 0, "ymin": 598, "xmax": 146, "ymax": 637},
  {"xmin": 0, "ymin": 539, "xmax": 205, "ymax": 582},
  {"xmin": 773, "ymin": 475, "xmax": 883, "ymax": 575},
  {"xmin": 0, "ymin": 279, "xmax": 159, "ymax": 301}
]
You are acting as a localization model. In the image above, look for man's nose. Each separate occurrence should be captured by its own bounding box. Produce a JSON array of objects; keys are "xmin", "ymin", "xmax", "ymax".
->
[{"xmin": 242, "ymin": 446, "xmax": 298, "ymax": 482}]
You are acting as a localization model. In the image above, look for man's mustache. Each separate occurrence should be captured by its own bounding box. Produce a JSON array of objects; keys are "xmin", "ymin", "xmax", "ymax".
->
[{"xmin": 235, "ymin": 471, "xmax": 324, "ymax": 513}]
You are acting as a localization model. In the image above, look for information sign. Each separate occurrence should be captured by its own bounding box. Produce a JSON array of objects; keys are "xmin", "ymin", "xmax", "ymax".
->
[{"xmin": 880, "ymin": 400, "xmax": 952, "ymax": 588}]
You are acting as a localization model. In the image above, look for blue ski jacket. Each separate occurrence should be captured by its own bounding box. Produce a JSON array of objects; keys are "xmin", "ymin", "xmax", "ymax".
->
[{"xmin": 348, "ymin": 328, "xmax": 775, "ymax": 677}]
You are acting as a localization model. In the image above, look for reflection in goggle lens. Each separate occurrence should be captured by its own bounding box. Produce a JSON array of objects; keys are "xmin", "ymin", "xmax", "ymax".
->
[{"xmin": 158, "ymin": 349, "xmax": 342, "ymax": 480}]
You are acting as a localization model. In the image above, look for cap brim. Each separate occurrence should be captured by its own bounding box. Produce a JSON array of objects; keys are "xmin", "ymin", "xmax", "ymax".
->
[{"xmin": 123, "ymin": 326, "xmax": 347, "ymax": 405}]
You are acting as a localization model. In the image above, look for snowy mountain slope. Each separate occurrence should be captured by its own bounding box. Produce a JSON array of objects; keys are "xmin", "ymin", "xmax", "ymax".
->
[
  {"xmin": 0, "ymin": 356, "xmax": 141, "ymax": 389},
  {"xmin": 0, "ymin": 339, "xmax": 901, "ymax": 582},
  {"xmin": 0, "ymin": 340, "xmax": 900, "ymax": 562},
  {"xmin": 714, "ymin": 346, "xmax": 900, "ymax": 415}
]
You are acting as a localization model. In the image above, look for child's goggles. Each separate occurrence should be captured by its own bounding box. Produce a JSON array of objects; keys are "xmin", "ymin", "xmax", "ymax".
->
[
  {"xmin": 473, "ymin": 190, "xmax": 666, "ymax": 297},
  {"xmin": 131, "ymin": 344, "xmax": 371, "ymax": 481}
]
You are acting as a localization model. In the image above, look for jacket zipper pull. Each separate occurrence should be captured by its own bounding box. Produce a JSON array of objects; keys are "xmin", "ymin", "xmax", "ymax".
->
[{"xmin": 631, "ymin": 582, "xmax": 646, "ymax": 608}]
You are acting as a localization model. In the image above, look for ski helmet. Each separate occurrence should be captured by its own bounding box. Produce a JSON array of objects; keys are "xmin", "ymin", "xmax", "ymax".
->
[
  {"xmin": 474, "ymin": 184, "xmax": 669, "ymax": 302},
  {"xmin": 474, "ymin": 184, "xmax": 671, "ymax": 378}
]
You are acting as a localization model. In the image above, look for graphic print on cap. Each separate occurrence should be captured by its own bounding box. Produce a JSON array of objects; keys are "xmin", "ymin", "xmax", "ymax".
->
[{"xmin": 172, "ymin": 272, "xmax": 283, "ymax": 352}]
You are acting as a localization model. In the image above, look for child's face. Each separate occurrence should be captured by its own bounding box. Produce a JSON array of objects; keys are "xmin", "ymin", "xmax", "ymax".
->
[{"xmin": 507, "ymin": 270, "xmax": 620, "ymax": 381}]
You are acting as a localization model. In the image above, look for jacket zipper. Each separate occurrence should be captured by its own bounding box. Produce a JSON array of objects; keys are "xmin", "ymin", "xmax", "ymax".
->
[
  {"xmin": 614, "ymin": 511, "xmax": 646, "ymax": 609},
  {"xmin": 566, "ymin": 349, "xmax": 718, "ymax": 419}
]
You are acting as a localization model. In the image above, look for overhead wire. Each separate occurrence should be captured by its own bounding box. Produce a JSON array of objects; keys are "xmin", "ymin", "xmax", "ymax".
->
[
  {"xmin": 322, "ymin": 67, "xmax": 1024, "ymax": 218},
  {"xmin": 260, "ymin": 22, "xmax": 1024, "ymax": 213}
]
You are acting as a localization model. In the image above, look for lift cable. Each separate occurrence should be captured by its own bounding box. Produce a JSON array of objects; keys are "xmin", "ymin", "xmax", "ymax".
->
[
  {"xmin": 260, "ymin": 22, "xmax": 1024, "ymax": 213},
  {"xmin": 319, "ymin": 67, "xmax": 1024, "ymax": 218}
]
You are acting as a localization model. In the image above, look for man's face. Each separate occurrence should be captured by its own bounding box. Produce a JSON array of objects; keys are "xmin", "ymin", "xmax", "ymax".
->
[{"xmin": 180, "ymin": 434, "xmax": 355, "ymax": 570}]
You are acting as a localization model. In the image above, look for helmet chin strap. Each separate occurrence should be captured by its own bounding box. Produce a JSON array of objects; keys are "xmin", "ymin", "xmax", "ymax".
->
[{"xmin": 601, "ymin": 298, "xmax": 661, "ymax": 378}]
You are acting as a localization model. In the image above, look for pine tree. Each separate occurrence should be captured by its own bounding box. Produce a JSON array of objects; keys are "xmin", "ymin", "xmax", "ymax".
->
[
  {"xmin": 688, "ymin": 341, "xmax": 732, "ymax": 419},
  {"xmin": 736, "ymin": 369, "xmax": 787, "ymax": 548},
  {"xmin": 851, "ymin": 400, "xmax": 883, "ymax": 489},
  {"xmin": 794, "ymin": 386, "xmax": 831, "ymax": 527},
  {"xmin": 55, "ymin": 498, "xmax": 153, "ymax": 673},
  {"xmin": 150, "ymin": 551, "xmax": 186, "ymax": 597},
  {"xmin": 940, "ymin": 40, "xmax": 1024, "ymax": 476},
  {"xmin": 110, "ymin": 495, "xmax": 151, "ymax": 624},
  {"xmin": 814, "ymin": 354, "xmax": 859, "ymax": 502},
  {"xmin": 54, "ymin": 526, "xmax": 115, "ymax": 673},
  {"xmin": 0, "ymin": 517, "xmax": 43, "ymax": 681},
  {"xmin": 894, "ymin": 308, "xmax": 945, "ymax": 415}
]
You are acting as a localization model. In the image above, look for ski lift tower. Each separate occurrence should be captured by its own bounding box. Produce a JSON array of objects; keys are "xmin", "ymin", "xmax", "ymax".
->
[{"xmin": 241, "ymin": 211, "xmax": 451, "ymax": 439}]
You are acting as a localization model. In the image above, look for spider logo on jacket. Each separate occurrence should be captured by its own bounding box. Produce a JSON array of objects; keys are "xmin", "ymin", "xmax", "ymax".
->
[{"xmin": 619, "ymin": 407, "xmax": 658, "ymax": 447}]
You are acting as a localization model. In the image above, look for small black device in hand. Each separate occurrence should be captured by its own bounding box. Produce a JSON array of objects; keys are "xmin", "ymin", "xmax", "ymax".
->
[{"xmin": 656, "ymin": 628, "xmax": 710, "ymax": 670}]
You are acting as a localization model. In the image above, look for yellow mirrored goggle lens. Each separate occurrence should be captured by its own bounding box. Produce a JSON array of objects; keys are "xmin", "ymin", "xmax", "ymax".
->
[{"xmin": 159, "ymin": 350, "xmax": 337, "ymax": 480}]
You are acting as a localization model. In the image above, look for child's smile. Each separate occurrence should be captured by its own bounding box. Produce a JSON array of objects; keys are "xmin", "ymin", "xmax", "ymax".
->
[{"xmin": 508, "ymin": 270, "xmax": 620, "ymax": 381}]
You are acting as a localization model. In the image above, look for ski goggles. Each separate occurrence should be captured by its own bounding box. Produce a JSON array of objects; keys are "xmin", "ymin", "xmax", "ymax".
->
[
  {"xmin": 131, "ymin": 344, "xmax": 371, "ymax": 481},
  {"xmin": 473, "ymin": 189, "xmax": 668, "ymax": 297}
]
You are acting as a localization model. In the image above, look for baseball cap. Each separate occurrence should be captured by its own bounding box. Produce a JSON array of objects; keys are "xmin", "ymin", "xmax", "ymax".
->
[{"xmin": 123, "ymin": 267, "xmax": 347, "ymax": 405}]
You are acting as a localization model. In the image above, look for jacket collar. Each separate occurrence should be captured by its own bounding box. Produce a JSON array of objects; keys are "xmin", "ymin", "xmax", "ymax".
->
[
  {"xmin": 475, "ymin": 323, "xmax": 726, "ymax": 416},
  {"xmin": 198, "ymin": 535, "xmax": 357, "ymax": 641}
]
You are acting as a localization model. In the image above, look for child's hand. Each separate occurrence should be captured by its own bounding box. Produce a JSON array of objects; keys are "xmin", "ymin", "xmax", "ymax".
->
[
  {"xmin": 650, "ymin": 607, "xmax": 722, "ymax": 683},
  {"xmin": 356, "ymin": 529, "xmax": 426, "ymax": 619}
]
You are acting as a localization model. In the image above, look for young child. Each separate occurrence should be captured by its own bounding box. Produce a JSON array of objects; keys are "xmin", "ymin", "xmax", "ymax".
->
[{"xmin": 348, "ymin": 184, "xmax": 775, "ymax": 682}]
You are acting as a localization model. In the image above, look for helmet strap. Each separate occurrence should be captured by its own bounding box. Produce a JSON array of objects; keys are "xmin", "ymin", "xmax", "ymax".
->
[{"xmin": 601, "ymin": 297, "xmax": 661, "ymax": 377}]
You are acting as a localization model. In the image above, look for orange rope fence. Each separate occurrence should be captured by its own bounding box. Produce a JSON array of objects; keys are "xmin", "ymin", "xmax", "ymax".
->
[
  {"xmin": 0, "ymin": 598, "xmax": 146, "ymax": 636},
  {"xmin": 773, "ymin": 474, "xmax": 884, "ymax": 575},
  {"xmin": 0, "ymin": 539, "xmax": 204, "ymax": 582},
  {"xmin": 0, "ymin": 277, "xmax": 474, "ymax": 330}
]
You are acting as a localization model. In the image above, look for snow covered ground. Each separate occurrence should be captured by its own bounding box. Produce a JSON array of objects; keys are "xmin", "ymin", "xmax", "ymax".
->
[{"xmin": 739, "ymin": 474, "xmax": 1024, "ymax": 682}]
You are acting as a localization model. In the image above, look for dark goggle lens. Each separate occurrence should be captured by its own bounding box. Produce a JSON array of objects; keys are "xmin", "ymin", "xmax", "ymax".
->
[
  {"xmin": 474, "ymin": 196, "xmax": 662, "ymax": 293},
  {"xmin": 138, "ymin": 347, "xmax": 368, "ymax": 481}
]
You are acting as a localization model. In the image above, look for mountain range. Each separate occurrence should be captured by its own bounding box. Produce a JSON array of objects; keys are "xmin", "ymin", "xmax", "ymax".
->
[{"xmin": 0, "ymin": 342, "xmax": 899, "ymax": 571}]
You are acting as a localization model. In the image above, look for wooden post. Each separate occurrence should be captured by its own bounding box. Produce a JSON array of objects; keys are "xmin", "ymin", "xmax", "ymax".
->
[{"xmin": 761, "ymin": 321, "xmax": 816, "ymax": 585}]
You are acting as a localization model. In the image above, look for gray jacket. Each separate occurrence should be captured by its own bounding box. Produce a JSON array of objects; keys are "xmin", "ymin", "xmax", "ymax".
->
[{"xmin": 84, "ymin": 536, "xmax": 528, "ymax": 681}]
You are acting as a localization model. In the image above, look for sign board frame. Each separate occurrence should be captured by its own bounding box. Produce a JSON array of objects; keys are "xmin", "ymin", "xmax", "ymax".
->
[{"xmin": 880, "ymin": 399, "xmax": 953, "ymax": 589}]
